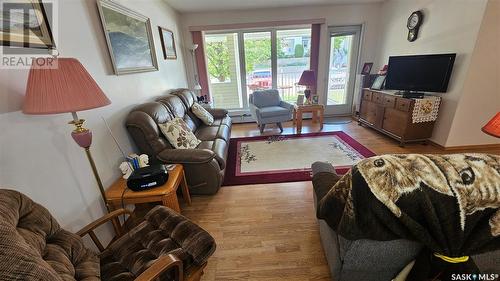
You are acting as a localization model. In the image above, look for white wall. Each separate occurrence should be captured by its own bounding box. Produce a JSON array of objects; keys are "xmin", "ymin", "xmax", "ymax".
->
[
  {"xmin": 0, "ymin": 0, "xmax": 188, "ymax": 231},
  {"xmin": 446, "ymin": 0, "xmax": 500, "ymax": 146},
  {"xmin": 374, "ymin": 0, "xmax": 489, "ymax": 146},
  {"xmin": 178, "ymin": 3, "xmax": 383, "ymax": 108}
]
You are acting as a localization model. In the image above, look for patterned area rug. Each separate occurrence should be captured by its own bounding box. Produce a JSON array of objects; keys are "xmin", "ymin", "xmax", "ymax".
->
[{"xmin": 223, "ymin": 131, "xmax": 376, "ymax": 186}]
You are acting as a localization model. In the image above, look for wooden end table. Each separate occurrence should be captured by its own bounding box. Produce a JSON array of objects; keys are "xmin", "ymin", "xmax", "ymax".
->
[
  {"xmin": 293, "ymin": 104, "xmax": 325, "ymax": 133},
  {"xmin": 105, "ymin": 164, "xmax": 191, "ymax": 213}
]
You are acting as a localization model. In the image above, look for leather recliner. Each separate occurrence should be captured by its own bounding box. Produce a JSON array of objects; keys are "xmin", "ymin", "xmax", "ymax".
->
[{"xmin": 126, "ymin": 89, "xmax": 232, "ymax": 195}]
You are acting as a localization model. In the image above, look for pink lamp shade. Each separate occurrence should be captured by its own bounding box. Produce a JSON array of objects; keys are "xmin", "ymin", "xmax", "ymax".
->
[
  {"xmin": 482, "ymin": 112, "xmax": 500, "ymax": 138},
  {"xmin": 298, "ymin": 70, "xmax": 317, "ymax": 86},
  {"xmin": 23, "ymin": 58, "xmax": 111, "ymax": 114}
]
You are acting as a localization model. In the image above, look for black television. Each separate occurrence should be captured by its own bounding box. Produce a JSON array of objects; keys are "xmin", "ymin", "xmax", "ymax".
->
[{"xmin": 385, "ymin": 53, "xmax": 456, "ymax": 93}]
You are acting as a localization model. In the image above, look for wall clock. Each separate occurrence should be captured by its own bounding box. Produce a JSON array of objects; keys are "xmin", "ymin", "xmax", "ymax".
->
[{"xmin": 407, "ymin": 11, "xmax": 423, "ymax": 42}]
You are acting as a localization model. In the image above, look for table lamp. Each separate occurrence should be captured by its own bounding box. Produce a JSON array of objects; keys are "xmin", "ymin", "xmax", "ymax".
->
[
  {"xmin": 298, "ymin": 70, "xmax": 316, "ymax": 104},
  {"xmin": 23, "ymin": 58, "xmax": 112, "ymax": 211},
  {"xmin": 482, "ymin": 112, "xmax": 500, "ymax": 138}
]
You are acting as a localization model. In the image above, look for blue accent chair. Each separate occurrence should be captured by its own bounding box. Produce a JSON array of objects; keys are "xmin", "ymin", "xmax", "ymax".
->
[{"xmin": 249, "ymin": 90, "xmax": 294, "ymax": 133}]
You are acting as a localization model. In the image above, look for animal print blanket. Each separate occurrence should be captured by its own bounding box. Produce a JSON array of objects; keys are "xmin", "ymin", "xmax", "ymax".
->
[{"xmin": 316, "ymin": 153, "xmax": 500, "ymax": 281}]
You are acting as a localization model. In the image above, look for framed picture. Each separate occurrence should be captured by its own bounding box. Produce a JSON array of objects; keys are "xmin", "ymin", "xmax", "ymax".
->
[
  {"xmin": 97, "ymin": 0, "xmax": 158, "ymax": 75},
  {"xmin": 0, "ymin": 0, "xmax": 55, "ymax": 49},
  {"xmin": 371, "ymin": 75, "xmax": 386, "ymax": 90},
  {"xmin": 361, "ymin": 62, "xmax": 373, "ymax": 75},
  {"xmin": 312, "ymin": 95, "xmax": 319, "ymax": 105},
  {"xmin": 296, "ymin": 94, "xmax": 304, "ymax": 105},
  {"xmin": 158, "ymin": 27, "xmax": 176, "ymax": 60}
]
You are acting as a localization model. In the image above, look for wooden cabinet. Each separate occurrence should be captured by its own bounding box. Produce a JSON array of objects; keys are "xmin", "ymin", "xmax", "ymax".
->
[{"xmin": 358, "ymin": 89, "xmax": 437, "ymax": 146}]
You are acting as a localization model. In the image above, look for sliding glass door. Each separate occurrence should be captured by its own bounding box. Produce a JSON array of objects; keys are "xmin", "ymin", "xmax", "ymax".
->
[
  {"xmin": 204, "ymin": 27, "xmax": 311, "ymax": 111},
  {"xmin": 277, "ymin": 29, "xmax": 311, "ymax": 103},
  {"xmin": 325, "ymin": 26, "xmax": 361, "ymax": 115}
]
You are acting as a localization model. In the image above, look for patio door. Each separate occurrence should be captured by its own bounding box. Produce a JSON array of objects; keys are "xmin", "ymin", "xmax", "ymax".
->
[{"xmin": 324, "ymin": 26, "xmax": 361, "ymax": 115}]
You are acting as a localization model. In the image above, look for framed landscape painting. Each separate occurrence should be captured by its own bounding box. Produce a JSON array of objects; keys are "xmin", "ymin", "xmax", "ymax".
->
[
  {"xmin": 97, "ymin": 0, "xmax": 158, "ymax": 75},
  {"xmin": 158, "ymin": 27, "xmax": 176, "ymax": 60},
  {"xmin": 0, "ymin": 0, "xmax": 55, "ymax": 49}
]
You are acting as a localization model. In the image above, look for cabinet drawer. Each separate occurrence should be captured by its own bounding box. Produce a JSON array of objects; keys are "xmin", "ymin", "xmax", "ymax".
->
[
  {"xmin": 362, "ymin": 91, "xmax": 373, "ymax": 101},
  {"xmin": 373, "ymin": 92, "xmax": 384, "ymax": 104},
  {"xmin": 383, "ymin": 95, "xmax": 396, "ymax": 107},
  {"xmin": 396, "ymin": 98, "xmax": 411, "ymax": 112}
]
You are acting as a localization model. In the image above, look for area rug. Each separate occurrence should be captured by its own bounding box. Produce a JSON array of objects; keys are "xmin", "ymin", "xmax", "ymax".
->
[{"xmin": 223, "ymin": 131, "xmax": 376, "ymax": 186}]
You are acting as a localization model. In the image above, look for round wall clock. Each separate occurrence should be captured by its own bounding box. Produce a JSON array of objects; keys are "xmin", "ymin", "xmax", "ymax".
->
[{"xmin": 407, "ymin": 11, "xmax": 423, "ymax": 42}]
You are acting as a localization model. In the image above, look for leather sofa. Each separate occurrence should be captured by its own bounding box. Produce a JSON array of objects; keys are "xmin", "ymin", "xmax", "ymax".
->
[
  {"xmin": 311, "ymin": 162, "xmax": 500, "ymax": 281},
  {"xmin": 126, "ymin": 89, "xmax": 232, "ymax": 195}
]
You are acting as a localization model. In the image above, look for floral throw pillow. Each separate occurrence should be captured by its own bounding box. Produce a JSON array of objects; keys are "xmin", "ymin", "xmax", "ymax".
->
[
  {"xmin": 159, "ymin": 117, "xmax": 201, "ymax": 149},
  {"xmin": 191, "ymin": 103, "xmax": 214, "ymax": 125}
]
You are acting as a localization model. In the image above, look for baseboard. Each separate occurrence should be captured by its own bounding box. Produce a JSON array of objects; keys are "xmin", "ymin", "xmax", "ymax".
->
[{"xmin": 429, "ymin": 141, "xmax": 500, "ymax": 151}]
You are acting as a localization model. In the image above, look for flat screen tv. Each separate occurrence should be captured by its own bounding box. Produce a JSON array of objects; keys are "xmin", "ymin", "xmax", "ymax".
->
[{"xmin": 385, "ymin": 53, "xmax": 456, "ymax": 93}]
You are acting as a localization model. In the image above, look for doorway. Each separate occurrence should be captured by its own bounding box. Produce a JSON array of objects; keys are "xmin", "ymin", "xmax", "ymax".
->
[{"xmin": 324, "ymin": 25, "xmax": 362, "ymax": 115}]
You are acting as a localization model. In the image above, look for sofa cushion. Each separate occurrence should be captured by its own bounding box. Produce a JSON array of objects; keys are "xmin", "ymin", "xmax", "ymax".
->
[
  {"xmin": 100, "ymin": 206, "xmax": 216, "ymax": 281},
  {"xmin": 172, "ymin": 89, "xmax": 197, "ymax": 108},
  {"xmin": 157, "ymin": 95, "xmax": 201, "ymax": 132},
  {"xmin": 0, "ymin": 189, "xmax": 100, "ymax": 281},
  {"xmin": 159, "ymin": 118, "xmax": 201, "ymax": 149},
  {"xmin": 197, "ymin": 139, "xmax": 228, "ymax": 169},
  {"xmin": 126, "ymin": 102, "xmax": 175, "ymax": 156},
  {"xmin": 195, "ymin": 124, "xmax": 230, "ymax": 143},
  {"xmin": 258, "ymin": 106, "xmax": 291, "ymax": 118},
  {"xmin": 191, "ymin": 103, "xmax": 214, "ymax": 126}
]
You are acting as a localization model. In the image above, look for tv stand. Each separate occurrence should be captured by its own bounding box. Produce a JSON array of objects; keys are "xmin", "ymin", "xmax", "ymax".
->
[{"xmin": 358, "ymin": 89, "xmax": 439, "ymax": 146}]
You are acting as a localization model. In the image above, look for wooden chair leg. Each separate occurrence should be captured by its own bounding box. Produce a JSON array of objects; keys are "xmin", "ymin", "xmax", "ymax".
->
[{"xmin": 259, "ymin": 124, "xmax": 265, "ymax": 133}]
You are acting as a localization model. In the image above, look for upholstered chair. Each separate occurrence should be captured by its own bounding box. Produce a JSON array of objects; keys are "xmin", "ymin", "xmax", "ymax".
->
[
  {"xmin": 0, "ymin": 189, "xmax": 216, "ymax": 281},
  {"xmin": 249, "ymin": 89, "xmax": 294, "ymax": 133}
]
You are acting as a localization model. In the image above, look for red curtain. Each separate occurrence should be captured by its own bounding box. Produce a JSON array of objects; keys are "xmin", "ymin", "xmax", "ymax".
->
[
  {"xmin": 310, "ymin": 24, "xmax": 321, "ymax": 94},
  {"xmin": 191, "ymin": 31, "xmax": 210, "ymax": 99}
]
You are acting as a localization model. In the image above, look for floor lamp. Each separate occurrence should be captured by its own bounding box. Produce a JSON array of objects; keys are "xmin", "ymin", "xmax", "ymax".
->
[
  {"xmin": 189, "ymin": 44, "xmax": 203, "ymax": 95},
  {"xmin": 23, "ymin": 58, "xmax": 113, "ymax": 213}
]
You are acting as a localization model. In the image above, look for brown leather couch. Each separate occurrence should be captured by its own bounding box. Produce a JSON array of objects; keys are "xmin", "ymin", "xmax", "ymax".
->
[{"xmin": 126, "ymin": 89, "xmax": 232, "ymax": 195}]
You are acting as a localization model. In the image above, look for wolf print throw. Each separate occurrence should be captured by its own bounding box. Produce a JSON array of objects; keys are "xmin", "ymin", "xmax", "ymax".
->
[{"xmin": 316, "ymin": 154, "xmax": 500, "ymax": 281}]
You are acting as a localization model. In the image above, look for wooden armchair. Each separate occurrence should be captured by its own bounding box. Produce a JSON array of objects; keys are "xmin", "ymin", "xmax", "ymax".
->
[{"xmin": 77, "ymin": 207, "xmax": 215, "ymax": 281}]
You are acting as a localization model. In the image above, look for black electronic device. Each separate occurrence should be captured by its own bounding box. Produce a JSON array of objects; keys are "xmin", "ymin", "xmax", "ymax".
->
[
  {"xmin": 127, "ymin": 164, "xmax": 168, "ymax": 191},
  {"xmin": 385, "ymin": 54, "xmax": 456, "ymax": 93}
]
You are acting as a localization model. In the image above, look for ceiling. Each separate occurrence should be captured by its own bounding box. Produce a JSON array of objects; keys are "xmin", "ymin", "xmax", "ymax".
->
[{"xmin": 165, "ymin": 0, "xmax": 384, "ymax": 13}]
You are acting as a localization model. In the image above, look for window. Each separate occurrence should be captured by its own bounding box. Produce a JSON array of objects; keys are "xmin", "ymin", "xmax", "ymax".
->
[
  {"xmin": 204, "ymin": 27, "xmax": 311, "ymax": 110},
  {"xmin": 205, "ymin": 33, "xmax": 243, "ymax": 109},
  {"xmin": 277, "ymin": 29, "xmax": 311, "ymax": 103}
]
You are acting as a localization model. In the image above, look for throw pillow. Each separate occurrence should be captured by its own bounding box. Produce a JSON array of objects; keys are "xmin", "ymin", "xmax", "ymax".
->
[
  {"xmin": 159, "ymin": 117, "xmax": 201, "ymax": 149},
  {"xmin": 191, "ymin": 103, "xmax": 214, "ymax": 125}
]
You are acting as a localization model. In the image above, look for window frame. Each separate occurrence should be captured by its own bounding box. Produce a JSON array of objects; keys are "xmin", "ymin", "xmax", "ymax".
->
[{"xmin": 203, "ymin": 26, "xmax": 312, "ymax": 114}]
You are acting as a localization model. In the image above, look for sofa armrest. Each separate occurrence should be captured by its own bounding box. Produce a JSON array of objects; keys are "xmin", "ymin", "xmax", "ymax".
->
[
  {"xmin": 312, "ymin": 162, "xmax": 340, "ymax": 204},
  {"xmin": 280, "ymin": 101, "xmax": 295, "ymax": 111},
  {"xmin": 206, "ymin": 108, "xmax": 228, "ymax": 119},
  {"xmin": 312, "ymin": 161, "xmax": 336, "ymax": 176},
  {"xmin": 135, "ymin": 254, "xmax": 183, "ymax": 281},
  {"xmin": 157, "ymin": 149, "xmax": 216, "ymax": 164}
]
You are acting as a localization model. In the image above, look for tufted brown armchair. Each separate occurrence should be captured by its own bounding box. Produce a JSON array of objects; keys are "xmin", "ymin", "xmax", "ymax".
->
[{"xmin": 0, "ymin": 189, "xmax": 216, "ymax": 281}]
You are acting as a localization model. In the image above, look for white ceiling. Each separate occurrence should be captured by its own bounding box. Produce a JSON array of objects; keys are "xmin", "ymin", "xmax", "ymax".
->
[{"xmin": 165, "ymin": 0, "xmax": 384, "ymax": 13}]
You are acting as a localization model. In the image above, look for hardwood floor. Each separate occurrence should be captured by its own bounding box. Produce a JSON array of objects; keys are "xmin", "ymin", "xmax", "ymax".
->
[{"xmin": 180, "ymin": 120, "xmax": 500, "ymax": 281}]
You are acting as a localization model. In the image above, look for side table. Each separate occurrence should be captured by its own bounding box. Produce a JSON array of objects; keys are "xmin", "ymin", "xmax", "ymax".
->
[
  {"xmin": 105, "ymin": 164, "xmax": 191, "ymax": 214},
  {"xmin": 293, "ymin": 104, "xmax": 325, "ymax": 133}
]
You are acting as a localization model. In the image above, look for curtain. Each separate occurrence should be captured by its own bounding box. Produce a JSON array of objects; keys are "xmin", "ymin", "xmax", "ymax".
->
[
  {"xmin": 309, "ymin": 24, "xmax": 321, "ymax": 95},
  {"xmin": 191, "ymin": 31, "xmax": 210, "ymax": 100}
]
